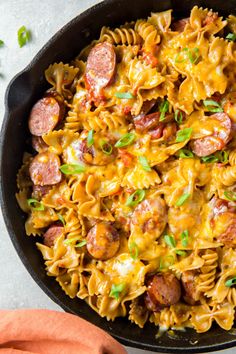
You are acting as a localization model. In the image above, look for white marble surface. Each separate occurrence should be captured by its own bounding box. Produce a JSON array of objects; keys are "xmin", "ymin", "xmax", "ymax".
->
[{"xmin": 0, "ymin": 1, "xmax": 235, "ymax": 354}]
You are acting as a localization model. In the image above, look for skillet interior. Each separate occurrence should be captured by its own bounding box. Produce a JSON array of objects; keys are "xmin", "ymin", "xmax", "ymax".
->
[{"xmin": 1, "ymin": 0, "xmax": 236, "ymax": 352}]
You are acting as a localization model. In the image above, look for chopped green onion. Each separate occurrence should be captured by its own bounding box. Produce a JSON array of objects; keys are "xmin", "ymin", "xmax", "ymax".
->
[
  {"xmin": 57, "ymin": 213, "xmax": 65, "ymax": 226},
  {"xmin": 0, "ymin": 40, "xmax": 4, "ymax": 47},
  {"xmin": 176, "ymin": 128, "xmax": 192, "ymax": 143},
  {"xmin": 17, "ymin": 25, "xmax": 30, "ymax": 48},
  {"xmin": 64, "ymin": 237, "xmax": 80, "ymax": 245},
  {"xmin": 164, "ymin": 234, "xmax": 176, "ymax": 248},
  {"xmin": 129, "ymin": 242, "xmax": 139, "ymax": 260},
  {"xmin": 75, "ymin": 240, "xmax": 87, "ymax": 248},
  {"xmin": 188, "ymin": 47, "xmax": 200, "ymax": 64},
  {"xmin": 178, "ymin": 149, "xmax": 194, "ymax": 159},
  {"xmin": 217, "ymin": 150, "xmax": 229, "ymax": 164},
  {"xmin": 100, "ymin": 140, "xmax": 113, "ymax": 155},
  {"xmin": 60, "ymin": 163, "xmax": 85, "ymax": 174},
  {"xmin": 159, "ymin": 255, "xmax": 174, "ymax": 270},
  {"xmin": 203, "ymin": 99, "xmax": 223, "ymax": 113},
  {"xmin": 109, "ymin": 283, "xmax": 125, "ymax": 300},
  {"xmin": 138, "ymin": 156, "xmax": 151, "ymax": 171},
  {"xmin": 224, "ymin": 191, "xmax": 236, "ymax": 202},
  {"xmin": 115, "ymin": 133, "xmax": 135, "ymax": 148},
  {"xmin": 175, "ymin": 52, "xmax": 186, "ymax": 63},
  {"xmin": 225, "ymin": 277, "xmax": 236, "ymax": 287},
  {"xmin": 175, "ymin": 250, "xmax": 187, "ymax": 256},
  {"xmin": 126, "ymin": 189, "xmax": 145, "ymax": 207},
  {"xmin": 159, "ymin": 100, "xmax": 169, "ymax": 121},
  {"xmin": 115, "ymin": 92, "xmax": 134, "ymax": 99},
  {"xmin": 176, "ymin": 193, "xmax": 190, "ymax": 206},
  {"xmin": 87, "ymin": 129, "xmax": 94, "ymax": 147},
  {"xmin": 226, "ymin": 33, "xmax": 236, "ymax": 41},
  {"xmin": 27, "ymin": 198, "xmax": 44, "ymax": 211},
  {"xmin": 174, "ymin": 110, "xmax": 183, "ymax": 124},
  {"xmin": 201, "ymin": 155, "xmax": 219, "ymax": 163},
  {"xmin": 181, "ymin": 230, "xmax": 189, "ymax": 247}
]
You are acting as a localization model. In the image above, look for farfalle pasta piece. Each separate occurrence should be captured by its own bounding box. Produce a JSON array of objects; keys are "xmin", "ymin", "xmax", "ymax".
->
[
  {"xmin": 121, "ymin": 162, "xmax": 161, "ymax": 189},
  {"xmin": 171, "ymin": 253, "xmax": 204, "ymax": 276},
  {"xmin": 148, "ymin": 10, "xmax": 172, "ymax": 33},
  {"xmin": 190, "ymin": 6, "xmax": 227, "ymax": 35},
  {"xmin": 150, "ymin": 304, "xmax": 191, "ymax": 329},
  {"xmin": 45, "ymin": 62, "xmax": 79, "ymax": 98},
  {"xmin": 129, "ymin": 298, "xmax": 149, "ymax": 328},
  {"xmin": 42, "ymin": 180, "xmax": 73, "ymax": 210},
  {"xmin": 56, "ymin": 269, "xmax": 80, "ymax": 298},
  {"xmin": 42, "ymin": 129, "xmax": 79, "ymax": 155},
  {"xmin": 64, "ymin": 208, "xmax": 83, "ymax": 240},
  {"xmin": 25, "ymin": 214, "xmax": 43, "ymax": 236},
  {"xmin": 16, "ymin": 188, "xmax": 31, "ymax": 213},
  {"xmin": 207, "ymin": 269, "xmax": 236, "ymax": 306}
]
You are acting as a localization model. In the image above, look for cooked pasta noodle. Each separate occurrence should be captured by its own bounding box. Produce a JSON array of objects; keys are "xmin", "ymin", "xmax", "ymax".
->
[{"xmin": 16, "ymin": 6, "xmax": 236, "ymax": 334}]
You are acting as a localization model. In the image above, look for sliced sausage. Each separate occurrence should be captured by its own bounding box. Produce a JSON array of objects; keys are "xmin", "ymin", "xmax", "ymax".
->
[
  {"xmin": 32, "ymin": 185, "xmax": 51, "ymax": 200},
  {"xmin": 139, "ymin": 99, "xmax": 157, "ymax": 115},
  {"xmin": 32, "ymin": 136, "xmax": 48, "ymax": 153},
  {"xmin": 181, "ymin": 271, "xmax": 199, "ymax": 305},
  {"xmin": 191, "ymin": 113, "xmax": 231, "ymax": 157},
  {"xmin": 131, "ymin": 197, "xmax": 167, "ymax": 239},
  {"xmin": 44, "ymin": 225, "xmax": 64, "ymax": 247},
  {"xmin": 134, "ymin": 112, "xmax": 173, "ymax": 134},
  {"xmin": 218, "ymin": 216, "xmax": 236, "ymax": 247},
  {"xmin": 145, "ymin": 273, "xmax": 181, "ymax": 311},
  {"xmin": 29, "ymin": 152, "xmax": 62, "ymax": 186},
  {"xmin": 28, "ymin": 96, "xmax": 64, "ymax": 136},
  {"xmin": 172, "ymin": 18, "xmax": 189, "ymax": 32},
  {"xmin": 86, "ymin": 222, "xmax": 120, "ymax": 260},
  {"xmin": 85, "ymin": 42, "xmax": 116, "ymax": 97}
]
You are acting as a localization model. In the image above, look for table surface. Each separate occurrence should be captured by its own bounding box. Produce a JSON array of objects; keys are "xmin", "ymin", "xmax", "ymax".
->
[{"xmin": 0, "ymin": 1, "xmax": 235, "ymax": 354}]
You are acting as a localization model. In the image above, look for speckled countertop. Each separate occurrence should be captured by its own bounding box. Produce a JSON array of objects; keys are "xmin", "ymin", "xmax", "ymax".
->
[{"xmin": 0, "ymin": 1, "xmax": 235, "ymax": 354}]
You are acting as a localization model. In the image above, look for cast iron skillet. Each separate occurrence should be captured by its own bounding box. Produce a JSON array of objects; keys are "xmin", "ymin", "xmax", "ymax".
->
[{"xmin": 1, "ymin": 0, "xmax": 236, "ymax": 352}]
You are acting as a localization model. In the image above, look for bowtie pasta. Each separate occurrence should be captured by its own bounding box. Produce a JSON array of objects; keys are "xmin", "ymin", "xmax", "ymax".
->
[{"xmin": 17, "ymin": 6, "xmax": 236, "ymax": 334}]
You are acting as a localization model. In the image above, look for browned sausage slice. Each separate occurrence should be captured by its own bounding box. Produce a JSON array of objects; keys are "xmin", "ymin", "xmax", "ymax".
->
[
  {"xmin": 85, "ymin": 42, "xmax": 116, "ymax": 96},
  {"xmin": 218, "ymin": 216, "xmax": 236, "ymax": 247},
  {"xmin": 32, "ymin": 185, "xmax": 51, "ymax": 200},
  {"xmin": 145, "ymin": 273, "xmax": 181, "ymax": 311},
  {"xmin": 29, "ymin": 152, "xmax": 62, "ymax": 186},
  {"xmin": 181, "ymin": 271, "xmax": 199, "ymax": 305},
  {"xmin": 172, "ymin": 18, "xmax": 189, "ymax": 32},
  {"xmin": 29, "ymin": 97, "xmax": 64, "ymax": 136},
  {"xmin": 86, "ymin": 222, "xmax": 120, "ymax": 260},
  {"xmin": 191, "ymin": 113, "xmax": 231, "ymax": 157},
  {"xmin": 44, "ymin": 225, "xmax": 64, "ymax": 247},
  {"xmin": 32, "ymin": 136, "xmax": 48, "ymax": 153}
]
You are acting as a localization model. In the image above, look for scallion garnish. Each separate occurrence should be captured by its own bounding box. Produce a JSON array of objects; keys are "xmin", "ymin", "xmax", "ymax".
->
[
  {"xmin": 75, "ymin": 240, "xmax": 87, "ymax": 248},
  {"xmin": 225, "ymin": 277, "xmax": 236, "ymax": 287},
  {"xmin": 178, "ymin": 149, "xmax": 194, "ymax": 158},
  {"xmin": 129, "ymin": 241, "xmax": 139, "ymax": 260},
  {"xmin": 138, "ymin": 156, "xmax": 151, "ymax": 171},
  {"xmin": 203, "ymin": 99, "xmax": 223, "ymax": 113},
  {"xmin": 64, "ymin": 237, "xmax": 80, "ymax": 245},
  {"xmin": 175, "ymin": 47, "xmax": 200, "ymax": 64},
  {"xmin": 159, "ymin": 100, "xmax": 169, "ymax": 121},
  {"xmin": 27, "ymin": 198, "xmax": 44, "ymax": 211},
  {"xmin": 17, "ymin": 26, "xmax": 30, "ymax": 48},
  {"xmin": 164, "ymin": 234, "xmax": 176, "ymax": 248},
  {"xmin": 174, "ymin": 110, "xmax": 183, "ymax": 124},
  {"xmin": 176, "ymin": 193, "xmax": 190, "ymax": 206},
  {"xmin": 115, "ymin": 92, "xmax": 134, "ymax": 99},
  {"xmin": 100, "ymin": 140, "xmax": 113, "ymax": 155},
  {"xmin": 109, "ymin": 283, "xmax": 125, "ymax": 300},
  {"xmin": 226, "ymin": 33, "xmax": 236, "ymax": 42},
  {"xmin": 176, "ymin": 128, "xmax": 192, "ymax": 143},
  {"xmin": 224, "ymin": 190, "xmax": 236, "ymax": 202},
  {"xmin": 87, "ymin": 129, "xmax": 94, "ymax": 147},
  {"xmin": 201, "ymin": 155, "xmax": 219, "ymax": 163},
  {"xmin": 201, "ymin": 150, "xmax": 229, "ymax": 164},
  {"xmin": 181, "ymin": 230, "xmax": 189, "ymax": 247},
  {"xmin": 0, "ymin": 40, "xmax": 4, "ymax": 47},
  {"xmin": 115, "ymin": 133, "xmax": 135, "ymax": 148},
  {"xmin": 175, "ymin": 250, "xmax": 187, "ymax": 256},
  {"xmin": 60, "ymin": 163, "xmax": 85, "ymax": 175},
  {"xmin": 57, "ymin": 213, "xmax": 65, "ymax": 226},
  {"xmin": 126, "ymin": 189, "xmax": 145, "ymax": 207}
]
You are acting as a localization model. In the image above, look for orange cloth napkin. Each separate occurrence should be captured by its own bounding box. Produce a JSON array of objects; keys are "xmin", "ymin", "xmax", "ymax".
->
[{"xmin": 0, "ymin": 309, "xmax": 127, "ymax": 354}]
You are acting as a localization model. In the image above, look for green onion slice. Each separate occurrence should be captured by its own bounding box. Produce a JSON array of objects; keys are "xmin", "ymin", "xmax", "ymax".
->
[
  {"xmin": 27, "ymin": 198, "xmax": 44, "ymax": 211},
  {"xmin": 0, "ymin": 40, "xmax": 4, "ymax": 47},
  {"xmin": 188, "ymin": 47, "xmax": 200, "ymax": 64},
  {"xmin": 176, "ymin": 193, "xmax": 190, "ymax": 207},
  {"xmin": 217, "ymin": 150, "xmax": 229, "ymax": 164},
  {"xmin": 159, "ymin": 100, "xmax": 169, "ymax": 121},
  {"xmin": 100, "ymin": 140, "xmax": 113, "ymax": 155},
  {"xmin": 225, "ymin": 277, "xmax": 236, "ymax": 287},
  {"xmin": 75, "ymin": 240, "xmax": 87, "ymax": 248},
  {"xmin": 64, "ymin": 237, "xmax": 80, "ymax": 245},
  {"xmin": 174, "ymin": 110, "xmax": 183, "ymax": 125},
  {"xmin": 126, "ymin": 189, "xmax": 145, "ymax": 207},
  {"xmin": 178, "ymin": 149, "xmax": 194, "ymax": 159},
  {"xmin": 109, "ymin": 283, "xmax": 125, "ymax": 300},
  {"xmin": 176, "ymin": 128, "xmax": 192, "ymax": 143},
  {"xmin": 181, "ymin": 230, "xmax": 189, "ymax": 247},
  {"xmin": 175, "ymin": 250, "xmax": 187, "ymax": 256},
  {"xmin": 164, "ymin": 234, "xmax": 176, "ymax": 248},
  {"xmin": 60, "ymin": 164, "xmax": 85, "ymax": 175},
  {"xmin": 57, "ymin": 213, "xmax": 65, "ymax": 226},
  {"xmin": 17, "ymin": 25, "xmax": 30, "ymax": 48},
  {"xmin": 138, "ymin": 156, "xmax": 151, "ymax": 171},
  {"xmin": 115, "ymin": 92, "xmax": 134, "ymax": 99},
  {"xmin": 115, "ymin": 133, "xmax": 135, "ymax": 148},
  {"xmin": 224, "ymin": 190, "xmax": 236, "ymax": 202},
  {"xmin": 201, "ymin": 155, "xmax": 219, "ymax": 163},
  {"xmin": 87, "ymin": 129, "xmax": 94, "ymax": 147},
  {"xmin": 226, "ymin": 33, "xmax": 236, "ymax": 41},
  {"xmin": 203, "ymin": 99, "xmax": 223, "ymax": 113},
  {"xmin": 129, "ymin": 242, "xmax": 139, "ymax": 260},
  {"xmin": 159, "ymin": 255, "xmax": 175, "ymax": 270}
]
